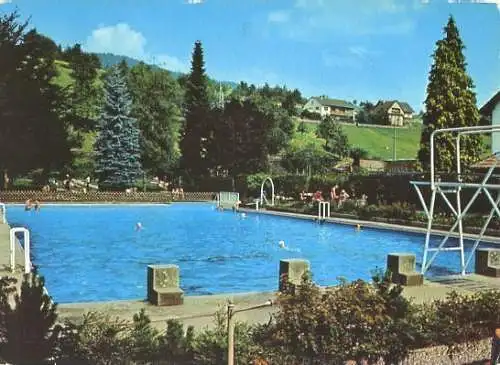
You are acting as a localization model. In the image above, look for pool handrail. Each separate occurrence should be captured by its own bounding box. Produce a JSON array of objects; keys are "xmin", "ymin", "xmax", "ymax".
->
[{"xmin": 10, "ymin": 227, "xmax": 31, "ymax": 274}]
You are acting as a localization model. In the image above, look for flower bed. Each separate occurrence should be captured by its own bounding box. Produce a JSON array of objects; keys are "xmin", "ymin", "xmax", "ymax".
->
[{"xmin": 263, "ymin": 200, "xmax": 500, "ymax": 237}]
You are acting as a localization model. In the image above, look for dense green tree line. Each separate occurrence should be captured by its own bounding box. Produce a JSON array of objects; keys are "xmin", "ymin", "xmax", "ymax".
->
[{"xmin": 0, "ymin": 11, "xmax": 484, "ymax": 191}]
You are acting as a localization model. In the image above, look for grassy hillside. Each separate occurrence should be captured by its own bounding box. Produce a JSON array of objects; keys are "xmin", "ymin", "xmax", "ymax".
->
[
  {"xmin": 298, "ymin": 120, "xmax": 422, "ymax": 160},
  {"xmin": 344, "ymin": 123, "xmax": 421, "ymax": 160},
  {"xmin": 53, "ymin": 60, "xmax": 74, "ymax": 88}
]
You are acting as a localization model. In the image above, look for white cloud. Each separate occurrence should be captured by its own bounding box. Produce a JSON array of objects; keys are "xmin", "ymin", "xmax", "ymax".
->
[
  {"xmin": 268, "ymin": 0, "xmax": 417, "ymax": 40},
  {"xmin": 155, "ymin": 54, "xmax": 190, "ymax": 73},
  {"xmin": 322, "ymin": 45, "xmax": 380, "ymax": 68},
  {"xmin": 448, "ymin": 0, "xmax": 500, "ymax": 9},
  {"xmin": 348, "ymin": 46, "xmax": 369, "ymax": 57},
  {"xmin": 268, "ymin": 10, "xmax": 290, "ymax": 23},
  {"xmin": 84, "ymin": 23, "xmax": 189, "ymax": 72},
  {"xmin": 473, "ymin": 0, "xmax": 500, "ymax": 10},
  {"xmin": 85, "ymin": 23, "xmax": 146, "ymax": 59}
]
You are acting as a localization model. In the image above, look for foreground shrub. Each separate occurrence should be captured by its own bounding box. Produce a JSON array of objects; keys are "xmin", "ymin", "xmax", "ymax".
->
[
  {"xmin": 426, "ymin": 290, "xmax": 500, "ymax": 359},
  {"xmin": 57, "ymin": 312, "xmax": 132, "ymax": 365},
  {"xmin": 192, "ymin": 305, "xmax": 263, "ymax": 365},
  {"xmin": 0, "ymin": 271, "xmax": 60, "ymax": 365},
  {"xmin": 258, "ymin": 272, "xmax": 414, "ymax": 364}
]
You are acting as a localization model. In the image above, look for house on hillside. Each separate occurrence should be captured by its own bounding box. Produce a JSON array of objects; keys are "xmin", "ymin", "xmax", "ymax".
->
[
  {"xmin": 479, "ymin": 90, "xmax": 500, "ymax": 155},
  {"xmin": 372, "ymin": 100, "xmax": 415, "ymax": 126},
  {"xmin": 398, "ymin": 102, "xmax": 415, "ymax": 119},
  {"xmin": 302, "ymin": 97, "xmax": 357, "ymax": 121}
]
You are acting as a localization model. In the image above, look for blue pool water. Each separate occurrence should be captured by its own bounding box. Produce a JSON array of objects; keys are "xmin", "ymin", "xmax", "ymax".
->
[{"xmin": 6, "ymin": 203, "xmax": 492, "ymax": 303}]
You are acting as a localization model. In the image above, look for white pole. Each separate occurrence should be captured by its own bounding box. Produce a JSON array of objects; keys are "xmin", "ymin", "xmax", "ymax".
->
[
  {"xmin": 227, "ymin": 300, "xmax": 273, "ymax": 365},
  {"xmin": 24, "ymin": 229, "xmax": 31, "ymax": 274},
  {"xmin": 0, "ymin": 203, "xmax": 5, "ymax": 224},
  {"xmin": 9, "ymin": 229, "xmax": 15, "ymax": 272},
  {"xmin": 227, "ymin": 302, "xmax": 235, "ymax": 365}
]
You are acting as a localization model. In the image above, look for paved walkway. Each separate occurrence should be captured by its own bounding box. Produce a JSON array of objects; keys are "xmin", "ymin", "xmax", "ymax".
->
[{"xmin": 0, "ymin": 208, "xmax": 499, "ymax": 331}]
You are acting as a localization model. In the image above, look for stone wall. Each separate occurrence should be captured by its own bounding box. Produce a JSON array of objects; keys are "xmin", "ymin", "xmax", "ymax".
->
[{"xmin": 0, "ymin": 190, "xmax": 215, "ymax": 203}]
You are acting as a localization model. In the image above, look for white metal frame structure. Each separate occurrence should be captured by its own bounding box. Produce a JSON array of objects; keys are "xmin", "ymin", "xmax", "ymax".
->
[
  {"xmin": 318, "ymin": 201, "xmax": 330, "ymax": 219},
  {"xmin": 10, "ymin": 227, "xmax": 31, "ymax": 274},
  {"xmin": 260, "ymin": 177, "xmax": 275, "ymax": 206},
  {"xmin": 0, "ymin": 202, "xmax": 5, "ymax": 223},
  {"xmin": 218, "ymin": 191, "xmax": 240, "ymax": 208},
  {"xmin": 410, "ymin": 125, "xmax": 500, "ymax": 275}
]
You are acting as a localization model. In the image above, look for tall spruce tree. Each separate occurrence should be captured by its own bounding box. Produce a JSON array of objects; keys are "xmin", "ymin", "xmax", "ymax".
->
[
  {"xmin": 179, "ymin": 40, "xmax": 211, "ymax": 178},
  {"xmin": 94, "ymin": 65, "xmax": 142, "ymax": 190},
  {"xmin": 418, "ymin": 16, "xmax": 482, "ymax": 173}
]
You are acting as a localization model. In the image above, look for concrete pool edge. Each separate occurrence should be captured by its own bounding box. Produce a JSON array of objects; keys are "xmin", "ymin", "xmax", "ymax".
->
[
  {"xmin": 1, "ymin": 215, "xmax": 500, "ymax": 330},
  {"xmin": 239, "ymin": 207, "xmax": 500, "ymax": 245}
]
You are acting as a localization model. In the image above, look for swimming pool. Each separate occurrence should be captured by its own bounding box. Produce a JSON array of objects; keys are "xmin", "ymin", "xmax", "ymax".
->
[{"xmin": 5, "ymin": 203, "xmax": 489, "ymax": 303}]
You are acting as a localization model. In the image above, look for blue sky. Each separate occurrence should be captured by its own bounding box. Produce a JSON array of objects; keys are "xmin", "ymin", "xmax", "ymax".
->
[{"xmin": 1, "ymin": 0, "xmax": 499, "ymax": 111}]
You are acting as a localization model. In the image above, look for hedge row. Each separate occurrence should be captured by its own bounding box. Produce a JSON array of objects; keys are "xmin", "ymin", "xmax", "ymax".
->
[
  {"xmin": 2, "ymin": 270, "xmax": 498, "ymax": 365},
  {"xmin": 267, "ymin": 200, "xmax": 500, "ymax": 235},
  {"xmin": 235, "ymin": 172, "xmax": 500, "ymax": 214},
  {"xmin": 0, "ymin": 191, "xmax": 215, "ymax": 203}
]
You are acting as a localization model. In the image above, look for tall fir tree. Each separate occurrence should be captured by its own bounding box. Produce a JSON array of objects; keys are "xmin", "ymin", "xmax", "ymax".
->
[
  {"xmin": 418, "ymin": 16, "xmax": 482, "ymax": 173},
  {"xmin": 179, "ymin": 40, "xmax": 211, "ymax": 179},
  {"xmin": 94, "ymin": 65, "xmax": 142, "ymax": 190}
]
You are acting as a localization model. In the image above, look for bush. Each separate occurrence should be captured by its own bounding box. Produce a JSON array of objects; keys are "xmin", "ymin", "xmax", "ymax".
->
[
  {"xmin": 260, "ymin": 271, "xmax": 414, "ymax": 364},
  {"xmin": 57, "ymin": 312, "xmax": 132, "ymax": 365},
  {"xmin": 300, "ymin": 110, "xmax": 322, "ymax": 120},
  {"xmin": 0, "ymin": 271, "xmax": 61, "ymax": 365}
]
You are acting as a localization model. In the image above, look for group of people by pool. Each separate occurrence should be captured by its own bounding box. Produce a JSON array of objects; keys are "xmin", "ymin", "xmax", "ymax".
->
[
  {"xmin": 300, "ymin": 185, "xmax": 367, "ymax": 208},
  {"xmin": 24, "ymin": 199, "xmax": 41, "ymax": 211}
]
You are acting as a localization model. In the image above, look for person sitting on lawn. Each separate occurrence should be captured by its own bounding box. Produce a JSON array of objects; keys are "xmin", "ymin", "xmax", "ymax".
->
[
  {"xmin": 313, "ymin": 190, "xmax": 323, "ymax": 202},
  {"xmin": 338, "ymin": 189, "xmax": 350, "ymax": 207}
]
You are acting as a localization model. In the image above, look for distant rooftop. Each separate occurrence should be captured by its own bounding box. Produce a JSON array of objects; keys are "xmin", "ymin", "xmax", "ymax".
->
[
  {"xmin": 373, "ymin": 100, "xmax": 415, "ymax": 114},
  {"xmin": 479, "ymin": 90, "xmax": 500, "ymax": 116},
  {"xmin": 472, "ymin": 152, "xmax": 500, "ymax": 169},
  {"xmin": 311, "ymin": 97, "xmax": 356, "ymax": 109}
]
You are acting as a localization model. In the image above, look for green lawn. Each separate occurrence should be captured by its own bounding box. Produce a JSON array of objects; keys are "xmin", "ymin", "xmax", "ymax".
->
[
  {"xmin": 52, "ymin": 61, "xmax": 74, "ymax": 89},
  {"xmin": 343, "ymin": 123, "xmax": 422, "ymax": 160},
  {"xmin": 298, "ymin": 120, "xmax": 422, "ymax": 160}
]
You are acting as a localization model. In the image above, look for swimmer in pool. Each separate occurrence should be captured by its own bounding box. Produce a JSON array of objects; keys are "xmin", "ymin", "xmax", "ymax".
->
[
  {"xmin": 135, "ymin": 222, "xmax": 143, "ymax": 231},
  {"xmin": 279, "ymin": 240, "xmax": 286, "ymax": 249},
  {"xmin": 355, "ymin": 224, "xmax": 361, "ymax": 231},
  {"xmin": 240, "ymin": 213, "xmax": 246, "ymax": 218}
]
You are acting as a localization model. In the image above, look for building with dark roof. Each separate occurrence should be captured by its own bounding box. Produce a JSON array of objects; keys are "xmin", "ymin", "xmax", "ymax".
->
[
  {"xmin": 302, "ymin": 96, "xmax": 357, "ymax": 121},
  {"xmin": 479, "ymin": 90, "xmax": 500, "ymax": 155},
  {"xmin": 372, "ymin": 100, "xmax": 415, "ymax": 126}
]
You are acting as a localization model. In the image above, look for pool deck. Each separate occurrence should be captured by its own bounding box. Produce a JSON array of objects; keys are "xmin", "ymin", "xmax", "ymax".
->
[{"xmin": 1, "ymin": 207, "xmax": 500, "ymax": 331}]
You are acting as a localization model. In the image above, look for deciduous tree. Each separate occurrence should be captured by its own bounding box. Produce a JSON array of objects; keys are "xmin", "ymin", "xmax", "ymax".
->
[
  {"xmin": 0, "ymin": 13, "xmax": 71, "ymax": 187},
  {"xmin": 317, "ymin": 116, "xmax": 350, "ymax": 160},
  {"xmin": 128, "ymin": 63, "xmax": 182, "ymax": 177}
]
